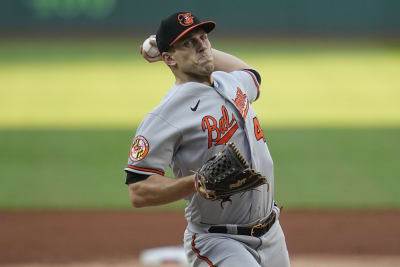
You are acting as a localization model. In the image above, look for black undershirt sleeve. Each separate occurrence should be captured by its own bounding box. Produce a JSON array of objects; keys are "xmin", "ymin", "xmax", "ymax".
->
[
  {"xmin": 243, "ymin": 69, "xmax": 262, "ymax": 85},
  {"xmin": 125, "ymin": 171, "xmax": 150, "ymax": 185}
]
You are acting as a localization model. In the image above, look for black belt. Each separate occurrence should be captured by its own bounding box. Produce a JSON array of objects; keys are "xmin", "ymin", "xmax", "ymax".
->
[{"xmin": 208, "ymin": 211, "xmax": 276, "ymax": 238}]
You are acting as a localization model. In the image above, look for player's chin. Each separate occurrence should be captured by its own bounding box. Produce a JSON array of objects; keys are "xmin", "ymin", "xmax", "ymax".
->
[
  {"xmin": 205, "ymin": 63, "xmax": 215, "ymax": 74},
  {"xmin": 199, "ymin": 60, "xmax": 214, "ymax": 74},
  {"xmin": 197, "ymin": 63, "xmax": 214, "ymax": 77}
]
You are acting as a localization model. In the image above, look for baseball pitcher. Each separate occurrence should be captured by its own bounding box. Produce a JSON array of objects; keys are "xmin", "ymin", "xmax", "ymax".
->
[{"xmin": 125, "ymin": 12, "xmax": 290, "ymax": 267}]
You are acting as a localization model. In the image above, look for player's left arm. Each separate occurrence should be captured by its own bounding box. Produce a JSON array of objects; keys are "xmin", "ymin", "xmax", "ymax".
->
[{"xmin": 127, "ymin": 174, "xmax": 196, "ymax": 208}]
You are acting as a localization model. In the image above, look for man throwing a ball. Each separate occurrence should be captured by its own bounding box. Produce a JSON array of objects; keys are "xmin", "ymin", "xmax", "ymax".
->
[{"xmin": 125, "ymin": 12, "xmax": 291, "ymax": 267}]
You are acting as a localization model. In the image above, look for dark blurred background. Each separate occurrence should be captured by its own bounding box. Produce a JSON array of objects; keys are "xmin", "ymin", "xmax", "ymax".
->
[{"xmin": 1, "ymin": 0, "xmax": 399, "ymax": 37}]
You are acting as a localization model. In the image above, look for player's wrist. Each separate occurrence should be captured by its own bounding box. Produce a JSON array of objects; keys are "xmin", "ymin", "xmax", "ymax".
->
[{"xmin": 193, "ymin": 175, "xmax": 198, "ymax": 192}]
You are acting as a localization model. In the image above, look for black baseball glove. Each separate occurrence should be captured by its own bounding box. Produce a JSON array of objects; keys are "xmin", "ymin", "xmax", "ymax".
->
[{"xmin": 194, "ymin": 142, "xmax": 269, "ymax": 205}]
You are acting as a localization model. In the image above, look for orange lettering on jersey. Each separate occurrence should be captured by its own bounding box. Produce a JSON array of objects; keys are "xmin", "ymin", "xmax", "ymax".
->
[
  {"xmin": 232, "ymin": 87, "xmax": 246, "ymax": 113},
  {"xmin": 219, "ymin": 117, "xmax": 228, "ymax": 134},
  {"xmin": 202, "ymin": 116, "xmax": 221, "ymax": 148},
  {"xmin": 253, "ymin": 117, "xmax": 266, "ymax": 142},
  {"xmin": 232, "ymin": 87, "xmax": 249, "ymax": 120},
  {"xmin": 202, "ymin": 106, "xmax": 238, "ymax": 148}
]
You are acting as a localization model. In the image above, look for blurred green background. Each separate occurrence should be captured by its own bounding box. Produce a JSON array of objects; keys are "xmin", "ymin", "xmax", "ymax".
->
[{"xmin": 1, "ymin": 0, "xmax": 399, "ymax": 210}]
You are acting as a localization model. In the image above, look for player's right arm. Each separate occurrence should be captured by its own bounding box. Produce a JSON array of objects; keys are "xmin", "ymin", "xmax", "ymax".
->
[
  {"xmin": 212, "ymin": 49, "xmax": 262, "ymax": 102},
  {"xmin": 128, "ymin": 174, "xmax": 195, "ymax": 208},
  {"xmin": 212, "ymin": 49, "xmax": 251, "ymax": 72}
]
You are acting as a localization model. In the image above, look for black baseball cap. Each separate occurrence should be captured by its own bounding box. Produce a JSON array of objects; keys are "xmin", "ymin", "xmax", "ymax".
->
[{"xmin": 156, "ymin": 12, "xmax": 216, "ymax": 54}]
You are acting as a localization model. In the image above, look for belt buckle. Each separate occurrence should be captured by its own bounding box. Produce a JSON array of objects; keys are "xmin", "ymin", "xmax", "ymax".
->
[{"xmin": 250, "ymin": 222, "xmax": 265, "ymax": 237}]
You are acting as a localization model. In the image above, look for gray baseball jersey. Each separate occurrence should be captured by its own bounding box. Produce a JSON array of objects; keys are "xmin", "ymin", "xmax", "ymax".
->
[{"xmin": 125, "ymin": 69, "xmax": 274, "ymax": 227}]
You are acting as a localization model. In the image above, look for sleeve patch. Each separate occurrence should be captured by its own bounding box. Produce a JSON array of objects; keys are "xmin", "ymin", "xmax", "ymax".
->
[{"xmin": 129, "ymin": 135, "xmax": 149, "ymax": 162}]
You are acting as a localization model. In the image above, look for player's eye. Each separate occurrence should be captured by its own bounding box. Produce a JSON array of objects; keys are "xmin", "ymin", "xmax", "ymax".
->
[{"xmin": 184, "ymin": 40, "xmax": 192, "ymax": 48}]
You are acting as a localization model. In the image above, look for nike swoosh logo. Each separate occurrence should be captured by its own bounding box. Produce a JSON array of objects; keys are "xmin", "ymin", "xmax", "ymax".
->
[{"xmin": 190, "ymin": 99, "xmax": 200, "ymax": 111}]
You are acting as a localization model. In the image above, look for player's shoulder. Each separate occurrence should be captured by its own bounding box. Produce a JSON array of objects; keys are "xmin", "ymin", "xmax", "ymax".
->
[
  {"xmin": 212, "ymin": 70, "xmax": 245, "ymax": 88},
  {"xmin": 212, "ymin": 70, "xmax": 233, "ymax": 80}
]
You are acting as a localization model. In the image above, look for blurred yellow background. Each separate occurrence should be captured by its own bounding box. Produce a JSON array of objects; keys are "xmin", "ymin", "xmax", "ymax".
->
[{"xmin": 1, "ymin": 40, "xmax": 399, "ymax": 128}]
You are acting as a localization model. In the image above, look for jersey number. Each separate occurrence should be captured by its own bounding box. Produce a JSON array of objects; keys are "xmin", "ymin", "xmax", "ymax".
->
[{"xmin": 253, "ymin": 117, "xmax": 266, "ymax": 142}]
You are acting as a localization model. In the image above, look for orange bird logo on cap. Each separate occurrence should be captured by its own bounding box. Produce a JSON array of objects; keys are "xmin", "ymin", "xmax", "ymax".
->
[{"xmin": 178, "ymin": 13, "xmax": 194, "ymax": 26}]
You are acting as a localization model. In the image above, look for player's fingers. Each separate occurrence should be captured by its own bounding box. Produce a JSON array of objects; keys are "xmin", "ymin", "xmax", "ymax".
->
[
  {"xmin": 149, "ymin": 39, "xmax": 157, "ymax": 47},
  {"xmin": 140, "ymin": 45, "xmax": 159, "ymax": 62},
  {"xmin": 147, "ymin": 34, "xmax": 158, "ymax": 48},
  {"xmin": 140, "ymin": 37, "xmax": 161, "ymax": 63}
]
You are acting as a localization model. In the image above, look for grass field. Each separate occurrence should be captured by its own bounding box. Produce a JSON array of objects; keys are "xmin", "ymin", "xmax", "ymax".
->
[
  {"xmin": 0, "ymin": 38, "xmax": 399, "ymax": 210},
  {"xmin": 0, "ymin": 128, "xmax": 399, "ymax": 210}
]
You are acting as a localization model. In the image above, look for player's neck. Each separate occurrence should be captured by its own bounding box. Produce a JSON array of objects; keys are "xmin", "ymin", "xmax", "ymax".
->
[{"xmin": 175, "ymin": 73, "xmax": 214, "ymax": 87}]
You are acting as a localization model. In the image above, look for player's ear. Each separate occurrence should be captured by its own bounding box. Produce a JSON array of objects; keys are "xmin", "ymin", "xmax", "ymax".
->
[{"xmin": 162, "ymin": 52, "xmax": 177, "ymax": 67}]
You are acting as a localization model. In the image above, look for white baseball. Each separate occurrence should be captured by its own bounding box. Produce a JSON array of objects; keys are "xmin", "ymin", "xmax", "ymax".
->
[{"xmin": 142, "ymin": 36, "xmax": 160, "ymax": 58}]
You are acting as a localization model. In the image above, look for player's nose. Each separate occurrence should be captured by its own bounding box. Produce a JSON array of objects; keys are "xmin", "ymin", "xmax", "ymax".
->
[{"xmin": 197, "ymin": 38, "xmax": 208, "ymax": 52}]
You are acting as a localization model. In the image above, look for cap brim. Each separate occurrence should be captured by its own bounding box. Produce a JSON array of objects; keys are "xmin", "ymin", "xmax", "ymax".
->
[{"xmin": 169, "ymin": 21, "xmax": 216, "ymax": 47}]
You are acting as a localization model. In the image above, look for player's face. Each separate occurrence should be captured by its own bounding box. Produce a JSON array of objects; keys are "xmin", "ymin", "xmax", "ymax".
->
[{"xmin": 172, "ymin": 29, "xmax": 214, "ymax": 79}]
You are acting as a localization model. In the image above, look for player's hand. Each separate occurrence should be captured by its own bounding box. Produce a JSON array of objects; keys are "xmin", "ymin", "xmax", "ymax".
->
[
  {"xmin": 140, "ymin": 35, "xmax": 162, "ymax": 63},
  {"xmin": 194, "ymin": 176, "xmax": 216, "ymax": 200}
]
